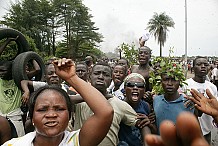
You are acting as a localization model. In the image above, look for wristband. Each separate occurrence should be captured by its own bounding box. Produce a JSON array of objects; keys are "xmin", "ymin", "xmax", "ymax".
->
[{"xmin": 212, "ymin": 119, "xmax": 218, "ymax": 128}]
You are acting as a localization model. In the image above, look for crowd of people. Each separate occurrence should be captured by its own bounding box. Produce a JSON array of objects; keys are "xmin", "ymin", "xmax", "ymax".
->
[{"xmin": 0, "ymin": 38, "xmax": 218, "ymax": 146}]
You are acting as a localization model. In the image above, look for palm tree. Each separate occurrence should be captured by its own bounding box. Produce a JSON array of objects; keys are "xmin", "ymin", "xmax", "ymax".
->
[{"xmin": 147, "ymin": 12, "xmax": 175, "ymax": 57}]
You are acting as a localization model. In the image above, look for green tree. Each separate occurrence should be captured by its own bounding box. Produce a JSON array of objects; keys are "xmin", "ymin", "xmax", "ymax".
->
[
  {"xmin": 147, "ymin": 12, "xmax": 175, "ymax": 57},
  {"xmin": 118, "ymin": 42, "xmax": 138, "ymax": 66},
  {"xmin": 1, "ymin": 0, "xmax": 103, "ymax": 59},
  {"xmin": 53, "ymin": 0, "xmax": 103, "ymax": 59}
]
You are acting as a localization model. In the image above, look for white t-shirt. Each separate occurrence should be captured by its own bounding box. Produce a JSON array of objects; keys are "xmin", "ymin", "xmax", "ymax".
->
[
  {"xmin": 182, "ymin": 78, "xmax": 218, "ymax": 135},
  {"xmin": 212, "ymin": 67, "xmax": 218, "ymax": 80},
  {"xmin": 33, "ymin": 81, "xmax": 68, "ymax": 92},
  {"xmin": 111, "ymin": 82, "xmax": 125, "ymax": 100},
  {"xmin": 2, "ymin": 130, "xmax": 80, "ymax": 146}
]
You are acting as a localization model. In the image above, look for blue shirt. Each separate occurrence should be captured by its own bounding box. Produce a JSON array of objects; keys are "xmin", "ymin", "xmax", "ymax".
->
[
  {"xmin": 153, "ymin": 94, "xmax": 194, "ymax": 134},
  {"xmin": 118, "ymin": 100, "xmax": 150, "ymax": 146}
]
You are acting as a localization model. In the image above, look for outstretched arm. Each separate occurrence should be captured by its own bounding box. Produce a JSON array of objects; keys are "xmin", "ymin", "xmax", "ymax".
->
[
  {"xmin": 145, "ymin": 112, "xmax": 209, "ymax": 146},
  {"xmin": 53, "ymin": 58, "xmax": 114, "ymax": 146}
]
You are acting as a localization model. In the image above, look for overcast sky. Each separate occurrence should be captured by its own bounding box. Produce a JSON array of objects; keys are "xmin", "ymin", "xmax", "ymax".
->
[{"xmin": 1, "ymin": 0, "xmax": 218, "ymax": 57}]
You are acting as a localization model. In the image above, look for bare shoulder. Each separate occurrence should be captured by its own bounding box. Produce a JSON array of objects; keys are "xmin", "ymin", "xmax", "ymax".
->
[{"xmin": 131, "ymin": 65, "xmax": 139, "ymax": 72}]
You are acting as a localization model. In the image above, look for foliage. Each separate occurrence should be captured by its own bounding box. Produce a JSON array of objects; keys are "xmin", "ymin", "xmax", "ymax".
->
[
  {"xmin": 118, "ymin": 42, "xmax": 138, "ymax": 66},
  {"xmin": 147, "ymin": 12, "xmax": 175, "ymax": 57},
  {"xmin": 0, "ymin": 38, "xmax": 18, "ymax": 60},
  {"xmin": 0, "ymin": 34, "xmax": 38, "ymax": 61},
  {"xmin": 55, "ymin": 41, "xmax": 104, "ymax": 62},
  {"xmin": 1, "ymin": 0, "xmax": 103, "ymax": 59},
  {"xmin": 105, "ymin": 52, "xmax": 118, "ymax": 60},
  {"xmin": 149, "ymin": 56, "xmax": 186, "ymax": 95}
]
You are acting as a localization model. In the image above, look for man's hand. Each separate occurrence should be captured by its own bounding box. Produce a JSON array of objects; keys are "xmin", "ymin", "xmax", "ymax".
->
[
  {"xmin": 187, "ymin": 88, "xmax": 218, "ymax": 119},
  {"xmin": 143, "ymin": 91, "xmax": 154, "ymax": 106},
  {"xmin": 137, "ymin": 113, "xmax": 150, "ymax": 128},
  {"xmin": 148, "ymin": 110, "xmax": 156, "ymax": 124},
  {"xmin": 21, "ymin": 91, "xmax": 30, "ymax": 105}
]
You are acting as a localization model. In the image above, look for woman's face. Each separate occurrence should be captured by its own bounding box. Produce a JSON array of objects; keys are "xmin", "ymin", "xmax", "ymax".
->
[
  {"xmin": 32, "ymin": 89, "xmax": 69, "ymax": 137},
  {"xmin": 125, "ymin": 77, "xmax": 145, "ymax": 104}
]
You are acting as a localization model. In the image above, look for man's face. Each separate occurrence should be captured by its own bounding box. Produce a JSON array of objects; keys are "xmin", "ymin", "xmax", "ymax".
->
[
  {"xmin": 118, "ymin": 59, "xmax": 128, "ymax": 70},
  {"xmin": 161, "ymin": 74, "xmax": 180, "ymax": 95},
  {"xmin": 193, "ymin": 58, "xmax": 209, "ymax": 77},
  {"xmin": 112, "ymin": 65, "xmax": 126, "ymax": 87},
  {"xmin": 76, "ymin": 64, "xmax": 88, "ymax": 81},
  {"xmin": 138, "ymin": 47, "xmax": 151, "ymax": 65},
  {"xmin": 90, "ymin": 65, "xmax": 112, "ymax": 93},
  {"xmin": 0, "ymin": 64, "xmax": 11, "ymax": 80},
  {"xmin": 45, "ymin": 64, "xmax": 62, "ymax": 85}
]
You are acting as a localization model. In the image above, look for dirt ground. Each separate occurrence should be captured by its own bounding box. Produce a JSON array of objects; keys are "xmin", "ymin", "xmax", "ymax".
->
[{"xmin": 186, "ymin": 70, "xmax": 194, "ymax": 79}]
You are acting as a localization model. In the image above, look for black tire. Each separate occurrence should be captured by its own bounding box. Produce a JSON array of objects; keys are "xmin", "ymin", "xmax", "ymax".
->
[
  {"xmin": 12, "ymin": 51, "xmax": 45, "ymax": 89},
  {"xmin": 0, "ymin": 28, "xmax": 29, "ymax": 60}
]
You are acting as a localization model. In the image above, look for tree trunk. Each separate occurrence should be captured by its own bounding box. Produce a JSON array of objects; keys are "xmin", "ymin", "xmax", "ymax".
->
[{"xmin": 160, "ymin": 41, "xmax": 162, "ymax": 57}]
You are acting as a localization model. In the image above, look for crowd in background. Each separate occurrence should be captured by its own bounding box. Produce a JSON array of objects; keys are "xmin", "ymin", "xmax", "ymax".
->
[{"xmin": 0, "ymin": 39, "xmax": 218, "ymax": 146}]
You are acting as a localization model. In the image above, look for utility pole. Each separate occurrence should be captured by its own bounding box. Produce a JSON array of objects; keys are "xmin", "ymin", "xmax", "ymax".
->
[{"xmin": 185, "ymin": 0, "xmax": 188, "ymax": 78}]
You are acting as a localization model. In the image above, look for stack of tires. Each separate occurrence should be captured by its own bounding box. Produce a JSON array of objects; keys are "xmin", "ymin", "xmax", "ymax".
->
[{"xmin": 0, "ymin": 28, "xmax": 45, "ymax": 89}]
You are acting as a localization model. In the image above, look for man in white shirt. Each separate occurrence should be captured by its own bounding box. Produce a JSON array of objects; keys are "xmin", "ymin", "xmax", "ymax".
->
[{"xmin": 182, "ymin": 56, "xmax": 218, "ymax": 145}]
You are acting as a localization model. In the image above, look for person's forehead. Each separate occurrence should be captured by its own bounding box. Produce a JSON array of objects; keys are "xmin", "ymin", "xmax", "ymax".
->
[
  {"xmin": 113, "ymin": 65, "xmax": 125, "ymax": 71},
  {"xmin": 76, "ymin": 64, "xmax": 87, "ymax": 69},
  {"xmin": 196, "ymin": 58, "xmax": 208, "ymax": 63},
  {"xmin": 118, "ymin": 59, "xmax": 127, "ymax": 64},
  {"xmin": 46, "ymin": 64, "xmax": 55, "ymax": 71},
  {"xmin": 85, "ymin": 56, "xmax": 92, "ymax": 60},
  {"xmin": 139, "ymin": 47, "xmax": 150, "ymax": 52},
  {"xmin": 93, "ymin": 65, "xmax": 111, "ymax": 72},
  {"xmin": 37, "ymin": 90, "xmax": 64, "ymax": 100}
]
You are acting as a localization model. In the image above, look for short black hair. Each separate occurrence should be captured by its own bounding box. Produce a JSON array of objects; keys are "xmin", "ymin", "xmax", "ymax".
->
[
  {"xmin": 139, "ymin": 46, "xmax": 152, "ymax": 54},
  {"xmin": 113, "ymin": 64, "xmax": 127, "ymax": 75},
  {"xmin": 92, "ymin": 61, "xmax": 112, "ymax": 76},
  {"xmin": 118, "ymin": 58, "xmax": 129, "ymax": 66},
  {"xmin": 193, "ymin": 56, "xmax": 208, "ymax": 67},
  {"xmin": 76, "ymin": 61, "xmax": 88, "ymax": 71},
  {"xmin": 28, "ymin": 85, "xmax": 72, "ymax": 120}
]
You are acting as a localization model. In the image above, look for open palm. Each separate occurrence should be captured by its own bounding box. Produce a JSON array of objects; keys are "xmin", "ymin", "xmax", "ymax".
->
[{"xmin": 189, "ymin": 89, "xmax": 218, "ymax": 117}]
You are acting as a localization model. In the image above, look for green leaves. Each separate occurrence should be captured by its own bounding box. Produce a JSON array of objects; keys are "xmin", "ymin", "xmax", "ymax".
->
[
  {"xmin": 149, "ymin": 56, "xmax": 186, "ymax": 95},
  {"xmin": 1, "ymin": 0, "xmax": 103, "ymax": 60},
  {"xmin": 118, "ymin": 42, "xmax": 138, "ymax": 66}
]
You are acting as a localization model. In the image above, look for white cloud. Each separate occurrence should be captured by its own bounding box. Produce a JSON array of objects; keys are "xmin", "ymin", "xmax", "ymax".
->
[
  {"xmin": 1, "ymin": 0, "xmax": 218, "ymax": 56},
  {"xmin": 83, "ymin": 0, "xmax": 218, "ymax": 57}
]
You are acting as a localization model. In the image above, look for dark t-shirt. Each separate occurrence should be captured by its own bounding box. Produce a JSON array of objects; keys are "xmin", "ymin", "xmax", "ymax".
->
[{"xmin": 118, "ymin": 100, "xmax": 150, "ymax": 146}]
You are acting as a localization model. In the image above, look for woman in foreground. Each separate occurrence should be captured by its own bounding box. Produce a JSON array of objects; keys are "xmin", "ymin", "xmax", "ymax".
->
[{"xmin": 3, "ymin": 58, "xmax": 114, "ymax": 146}]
